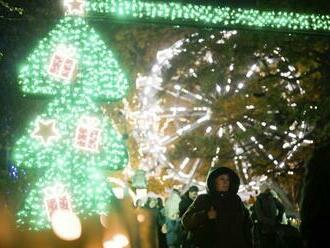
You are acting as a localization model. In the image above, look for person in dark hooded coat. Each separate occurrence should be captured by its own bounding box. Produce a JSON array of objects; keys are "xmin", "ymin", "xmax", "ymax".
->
[
  {"xmin": 179, "ymin": 185, "xmax": 199, "ymax": 247},
  {"xmin": 179, "ymin": 185, "xmax": 199, "ymax": 218},
  {"xmin": 253, "ymin": 186, "xmax": 285, "ymax": 248},
  {"xmin": 182, "ymin": 167, "xmax": 253, "ymax": 248}
]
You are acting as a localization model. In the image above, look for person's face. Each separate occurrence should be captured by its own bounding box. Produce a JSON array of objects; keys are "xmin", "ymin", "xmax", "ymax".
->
[
  {"xmin": 215, "ymin": 174, "xmax": 230, "ymax": 192},
  {"xmin": 189, "ymin": 191, "xmax": 198, "ymax": 200}
]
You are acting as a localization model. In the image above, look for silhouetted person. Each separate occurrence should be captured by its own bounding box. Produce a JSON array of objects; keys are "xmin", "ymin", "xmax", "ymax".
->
[
  {"xmin": 145, "ymin": 197, "xmax": 164, "ymax": 248},
  {"xmin": 300, "ymin": 144, "xmax": 330, "ymax": 248},
  {"xmin": 253, "ymin": 186, "xmax": 285, "ymax": 248},
  {"xmin": 179, "ymin": 185, "xmax": 199, "ymax": 247}
]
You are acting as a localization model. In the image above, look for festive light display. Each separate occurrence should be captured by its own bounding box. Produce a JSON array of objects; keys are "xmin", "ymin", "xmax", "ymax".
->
[
  {"xmin": 124, "ymin": 38, "xmax": 207, "ymax": 187},
  {"xmin": 13, "ymin": 0, "xmax": 324, "ymax": 230},
  {"xmin": 86, "ymin": 0, "xmax": 330, "ymax": 33},
  {"xmin": 124, "ymin": 30, "xmax": 313, "ymax": 193},
  {"xmin": 13, "ymin": 15, "xmax": 129, "ymax": 230},
  {"xmin": 18, "ymin": 16, "xmax": 129, "ymax": 101}
]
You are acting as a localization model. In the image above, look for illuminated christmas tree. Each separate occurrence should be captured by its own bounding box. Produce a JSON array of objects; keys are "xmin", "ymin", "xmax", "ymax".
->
[{"xmin": 13, "ymin": 15, "xmax": 129, "ymax": 230}]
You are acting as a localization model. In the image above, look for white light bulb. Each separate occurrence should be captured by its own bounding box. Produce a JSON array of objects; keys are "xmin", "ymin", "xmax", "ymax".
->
[{"xmin": 51, "ymin": 210, "xmax": 81, "ymax": 241}]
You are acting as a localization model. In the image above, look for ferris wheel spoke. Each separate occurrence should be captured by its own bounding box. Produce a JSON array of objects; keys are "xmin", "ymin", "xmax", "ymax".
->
[
  {"xmin": 161, "ymin": 88, "xmax": 196, "ymax": 103},
  {"xmin": 172, "ymin": 85, "xmax": 213, "ymax": 104},
  {"xmin": 158, "ymin": 106, "xmax": 209, "ymax": 118},
  {"xmin": 245, "ymin": 116, "xmax": 311, "ymax": 150},
  {"xmin": 159, "ymin": 154, "xmax": 201, "ymax": 180},
  {"xmin": 160, "ymin": 115, "xmax": 210, "ymax": 145},
  {"xmin": 178, "ymin": 158, "xmax": 201, "ymax": 179}
]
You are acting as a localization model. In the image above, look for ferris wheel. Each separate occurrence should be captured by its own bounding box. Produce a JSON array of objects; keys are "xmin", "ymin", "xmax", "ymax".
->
[{"xmin": 124, "ymin": 30, "xmax": 313, "ymax": 192}]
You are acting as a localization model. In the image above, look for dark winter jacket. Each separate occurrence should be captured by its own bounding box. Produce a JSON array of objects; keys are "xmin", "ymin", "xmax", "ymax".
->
[
  {"xmin": 179, "ymin": 194, "xmax": 194, "ymax": 218},
  {"xmin": 300, "ymin": 144, "xmax": 330, "ymax": 247},
  {"xmin": 254, "ymin": 191, "xmax": 284, "ymax": 234},
  {"xmin": 182, "ymin": 167, "xmax": 253, "ymax": 248}
]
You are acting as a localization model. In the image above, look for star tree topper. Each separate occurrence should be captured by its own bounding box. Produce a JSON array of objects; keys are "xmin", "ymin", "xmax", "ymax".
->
[{"xmin": 64, "ymin": 0, "xmax": 85, "ymax": 16}]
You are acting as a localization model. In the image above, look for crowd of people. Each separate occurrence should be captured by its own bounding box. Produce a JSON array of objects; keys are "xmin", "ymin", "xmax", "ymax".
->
[
  {"xmin": 0, "ymin": 164, "xmax": 314, "ymax": 248},
  {"xmin": 0, "ymin": 163, "xmax": 321, "ymax": 248},
  {"xmin": 135, "ymin": 167, "xmax": 303, "ymax": 248}
]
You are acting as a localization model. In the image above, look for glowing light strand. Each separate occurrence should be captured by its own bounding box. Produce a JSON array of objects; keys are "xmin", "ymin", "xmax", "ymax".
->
[{"xmin": 87, "ymin": 0, "xmax": 330, "ymax": 33}]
